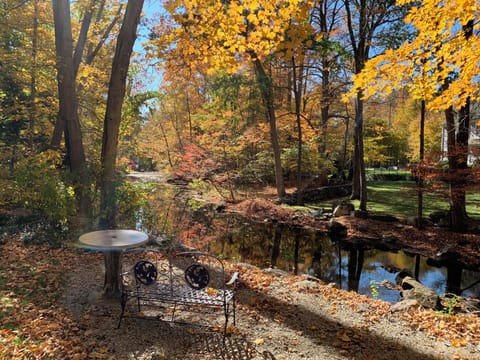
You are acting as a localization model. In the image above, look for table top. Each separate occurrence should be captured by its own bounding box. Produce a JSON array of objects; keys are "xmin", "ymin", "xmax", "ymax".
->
[{"xmin": 78, "ymin": 229, "xmax": 149, "ymax": 250}]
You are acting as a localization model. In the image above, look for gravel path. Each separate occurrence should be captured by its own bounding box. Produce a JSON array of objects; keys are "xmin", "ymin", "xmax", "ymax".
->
[{"xmin": 62, "ymin": 259, "xmax": 480, "ymax": 360}]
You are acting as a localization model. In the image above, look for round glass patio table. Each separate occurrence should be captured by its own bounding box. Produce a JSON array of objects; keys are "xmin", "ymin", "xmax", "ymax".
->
[{"xmin": 78, "ymin": 229, "xmax": 149, "ymax": 251}]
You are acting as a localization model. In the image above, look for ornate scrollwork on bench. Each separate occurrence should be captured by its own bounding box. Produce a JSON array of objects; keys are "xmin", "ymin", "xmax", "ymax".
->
[
  {"xmin": 118, "ymin": 251, "xmax": 239, "ymax": 334},
  {"xmin": 134, "ymin": 260, "xmax": 158, "ymax": 285},
  {"xmin": 185, "ymin": 264, "xmax": 210, "ymax": 290}
]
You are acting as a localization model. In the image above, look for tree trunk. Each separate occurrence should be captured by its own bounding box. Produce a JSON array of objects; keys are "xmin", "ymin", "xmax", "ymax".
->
[
  {"xmin": 319, "ymin": 64, "xmax": 330, "ymax": 157},
  {"xmin": 448, "ymin": 21, "xmax": 473, "ymax": 232},
  {"xmin": 50, "ymin": 0, "xmax": 120, "ymax": 149},
  {"xmin": 352, "ymin": 92, "xmax": 367, "ymax": 210},
  {"xmin": 292, "ymin": 56, "xmax": 304, "ymax": 202},
  {"xmin": 28, "ymin": 0, "xmax": 38, "ymax": 152},
  {"xmin": 159, "ymin": 120, "xmax": 174, "ymax": 168},
  {"xmin": 417, "ymin": 100, "xmax": 425, "ymax": 229},
  {"xmin": 342, "ymin": 103, "xmax": 351, "ymax": 177},
  {"xmin": 104, "ymin": 251, "xmax": 122, "ymax": 298},
  {"xmin": 450, "ymin": 96, "xmax": 469, "ymax": 232},
  {"xmin": 99, "ymin": 0, "xmax": 144, "ymax": 297},
  {"xmin": 444, "ymin": 105, "xmax": 462, "ymax": 229},
  {"xmin": 345, "ymin": 0, "xmax": 368, "ymax": 210},
  {"xmin": 73, "ymin": 0, "xmax": 96, "ymax": 77},
  {"xmin": 251, "ymin": 55, "xmax": 285, "ymax": 198},
  {"xmin": 171, "ymin": 99, "xmax": 184, "ymax": 152},
  {"xmin": 52, "ymin": 0, "xmax": 90, "ymax": 225}
]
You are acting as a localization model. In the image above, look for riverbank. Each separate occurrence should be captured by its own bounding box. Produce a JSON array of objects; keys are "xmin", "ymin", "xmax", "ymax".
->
[
  {"xmin": 226, "ymin": 197, "xmax": 480, "ymax": 270},
  {"xmin": 133, "ymin": 171, "xmax": 480, "ymax": 269},
  {"xmin": 1, "ymin": 236, "xmax": 479, "ymax": 359}
]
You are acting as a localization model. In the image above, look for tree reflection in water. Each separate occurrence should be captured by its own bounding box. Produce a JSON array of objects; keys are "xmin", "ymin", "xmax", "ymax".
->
[{"xmin": 137, "ymin": 184, "xmax": 480, "ymax": 303}]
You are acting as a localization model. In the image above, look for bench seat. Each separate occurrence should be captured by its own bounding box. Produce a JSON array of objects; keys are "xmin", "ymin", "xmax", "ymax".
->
[{"xmin": 118, "ymin": 250, "xmax": 238, "ymax": 333}]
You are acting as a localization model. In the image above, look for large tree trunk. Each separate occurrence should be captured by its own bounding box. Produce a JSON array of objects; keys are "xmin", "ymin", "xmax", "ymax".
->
[
  {"xmin": 51, "ymin": 0, "xmax": 121, "ymax": 149},
  {"xmin": 448, "ymin": 99, "xmax": 470, "ymax": 232},
  {"xmin": 100, "ymin": 0, "xmax": 144, "ymax": 297},
  {"xmin": 51, "ymin": 0, "xmax": 93, "ymax": 149},
  {"xmin": 448, "ymin": 22, "xmax": 473, "ymax": 232},
  {"xmin": 251, "ymin": 55, "xmax": 286, "ymax": 198},
  {"xmin": 52, "ymin": 0, "xmax": 90, "ymax": 225},
  {"xmin": 440, "ymin": 21, "xmax": 472, "ymax": 233}
]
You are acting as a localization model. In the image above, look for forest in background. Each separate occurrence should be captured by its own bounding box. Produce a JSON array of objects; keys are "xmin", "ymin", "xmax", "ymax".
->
[{"xmin": 0, "ymin": 0, "xmax": 479, "ymax": 242}]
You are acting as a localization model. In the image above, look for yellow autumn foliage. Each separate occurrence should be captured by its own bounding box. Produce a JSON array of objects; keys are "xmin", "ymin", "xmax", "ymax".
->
[
  {"xmin": 349, "ymin": 0, "xmax": 480, "ymax": 111},
  {"xmin": 159, "ymin": 0, "xmax": 312, "ymax": 73}
]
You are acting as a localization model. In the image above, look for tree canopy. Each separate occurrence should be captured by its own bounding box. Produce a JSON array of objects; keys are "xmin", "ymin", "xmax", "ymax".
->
[{"xmin": 350, "ymin": 0, "xmax": 480, "ymax": 110}]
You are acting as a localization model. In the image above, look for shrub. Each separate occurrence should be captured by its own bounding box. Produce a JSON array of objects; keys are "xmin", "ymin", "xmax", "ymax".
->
[
  {"xmin": 11, "ymin": 150, "xmax": 76, "ymax": 228},
  {"xmin": 115, "ymin": 178, "xmax": 151, "ymax": 228}
]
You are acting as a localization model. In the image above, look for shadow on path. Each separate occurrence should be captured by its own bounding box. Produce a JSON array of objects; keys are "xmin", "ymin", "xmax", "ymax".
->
[
  {"xmin": 114, "ymin": 316, "xmax": 276, "ymax": 360},
  {"xmin": 235, "ymin": 284, "xmax": 443, "ymax": 360}
]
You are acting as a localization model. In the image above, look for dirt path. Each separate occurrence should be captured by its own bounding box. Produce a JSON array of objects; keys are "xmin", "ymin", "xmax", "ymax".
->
[{"xmin": 62, "ymin": 256, "xmax": 480, "ymax": 360}]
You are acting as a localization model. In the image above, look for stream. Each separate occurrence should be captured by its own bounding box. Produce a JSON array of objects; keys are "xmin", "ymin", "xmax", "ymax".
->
[{"xmin": 132, "ymin": 175, "xmax": 480, "ymax": 303}]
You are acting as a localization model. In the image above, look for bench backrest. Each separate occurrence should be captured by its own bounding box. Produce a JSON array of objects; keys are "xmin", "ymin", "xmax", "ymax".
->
[{"xmin": 125, "ymin": 250, "xmax": 229, "ymax": 293}]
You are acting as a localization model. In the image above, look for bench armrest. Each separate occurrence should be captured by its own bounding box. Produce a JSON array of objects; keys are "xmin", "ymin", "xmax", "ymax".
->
[{"xmin": 226, "ymin": 271, "xmax": 239, "ymax": 286}]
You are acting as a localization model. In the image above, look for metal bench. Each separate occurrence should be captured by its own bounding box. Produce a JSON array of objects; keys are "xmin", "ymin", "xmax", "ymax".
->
[{"xmin": 118, "ymin": 250, "xmax": 239, "ymax": 334}]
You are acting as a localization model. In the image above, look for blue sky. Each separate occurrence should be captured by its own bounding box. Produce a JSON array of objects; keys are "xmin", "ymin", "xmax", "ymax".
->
[{"xmin": 134, "ymin": 0, "xmax": 165, "ymax": 92}]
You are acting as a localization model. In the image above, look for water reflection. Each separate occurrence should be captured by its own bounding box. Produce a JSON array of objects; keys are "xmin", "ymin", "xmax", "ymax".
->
[{"xmin": 139, "ymin": 183, "xmax": 480, "ymax": 303}]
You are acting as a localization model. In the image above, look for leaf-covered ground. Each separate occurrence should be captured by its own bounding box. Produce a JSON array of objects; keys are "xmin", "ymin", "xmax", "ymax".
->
[{"xmin": 1, "ymin": 235, "xmax": 480, "ymax": 359}]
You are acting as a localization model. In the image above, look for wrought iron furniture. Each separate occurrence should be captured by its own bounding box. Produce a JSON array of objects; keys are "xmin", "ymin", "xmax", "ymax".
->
[
  {"xmin": 118, "ymin": 250, "xmax": 239, "ymax": 334},
  {"xmin": 77, "ymin": 230, "xmax": 149, "ymax": 293},
  {"xmin": 78, "ymin": 229, "xmax": 149, "ymax": 250}
]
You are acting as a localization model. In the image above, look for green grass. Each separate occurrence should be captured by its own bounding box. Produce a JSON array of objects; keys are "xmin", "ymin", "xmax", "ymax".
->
[
  {"xmin": 315, "ymin": 180, "xmax": 480, "ymax": 220},
  {"xmin": 365, "ymin": 169, "xmax": 411, "ymax": 176}
]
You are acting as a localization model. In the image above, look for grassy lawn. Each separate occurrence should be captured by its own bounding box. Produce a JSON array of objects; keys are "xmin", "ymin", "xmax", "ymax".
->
[{"xmin": 317, "ymin": 180, "xmax": 480, "ymax": 220}]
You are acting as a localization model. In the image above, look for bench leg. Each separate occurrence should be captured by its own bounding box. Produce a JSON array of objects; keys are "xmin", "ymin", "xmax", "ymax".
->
[
  {"xmin": 224, "ymin": 305, "xmax": 229, "ymax": 335},
  {"xmin": 222, "ymin": 297, "xmax": 237, "ymax": 338},
  {"xmin": 224, "ymin": 301, "xmax": 233, "ymax": 335},
  {"xmin": 118, "ymin": 292, "xmax": 128, "ymax": 329},
  {"xmin": 232, "ymin": 296, "xmax": 236, "ymax": 326},
  {"xmin": 171, "ymin": 303, "xmax": 177, "ymax": 322},
  {"xmin": 136, "ymin": 294, "xmax": 141, "ymax": 311},
  {"xmin": 117, "ymin": 309, "xmax": 124, "ymax": 329}
]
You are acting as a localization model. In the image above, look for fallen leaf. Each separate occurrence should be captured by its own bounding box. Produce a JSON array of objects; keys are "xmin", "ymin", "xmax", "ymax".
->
[
  {"xmin": 254, "ymin": 338, "xmax": 264, "ymax": 345},
  {"xmin": 450, "ymin": 339, "xmax": 467, "ymax": 347}
]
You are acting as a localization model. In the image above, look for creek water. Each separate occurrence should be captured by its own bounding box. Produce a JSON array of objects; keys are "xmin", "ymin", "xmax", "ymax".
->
[{"xmin": 135, "ymin": 180, "xmax": 480, "ymax": 303}]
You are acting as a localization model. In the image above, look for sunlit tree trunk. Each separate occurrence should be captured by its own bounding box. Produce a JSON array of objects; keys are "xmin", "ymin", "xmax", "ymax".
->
[
  {"xmin": 292, "ymin": 56, "xmax": 304, "ymax": 201},
  {"xmin": 344, "ymin": 0, "xmax": 404, "ymax": 211},
  {"xmin": 352, "ymin": 92, "xmax": 367, "ymax": 210},
  {"xmin": 345, "ymin": 0, "xmax": 368, "ymax": 210},
  {"xmin": 417, "ymin": 100, "xmax": 425, "ymax": 229},
  {"xmin": 315, "ymin": 0, "xmax": 337, "ymax": 158},
  {"xmin": 51, "ymin": 0, "xmax": 121, "ymax": 149},
  {"xmin": 51, "ymin": 0, "xmax": 94, "ymax": 150},
  {"xmin": 251, "ymin": 55, "xmax": 286, "ymax": 198},
  {"xmin": 100, "ymin": 0, "xmax": 144, "ymax": 297}
]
